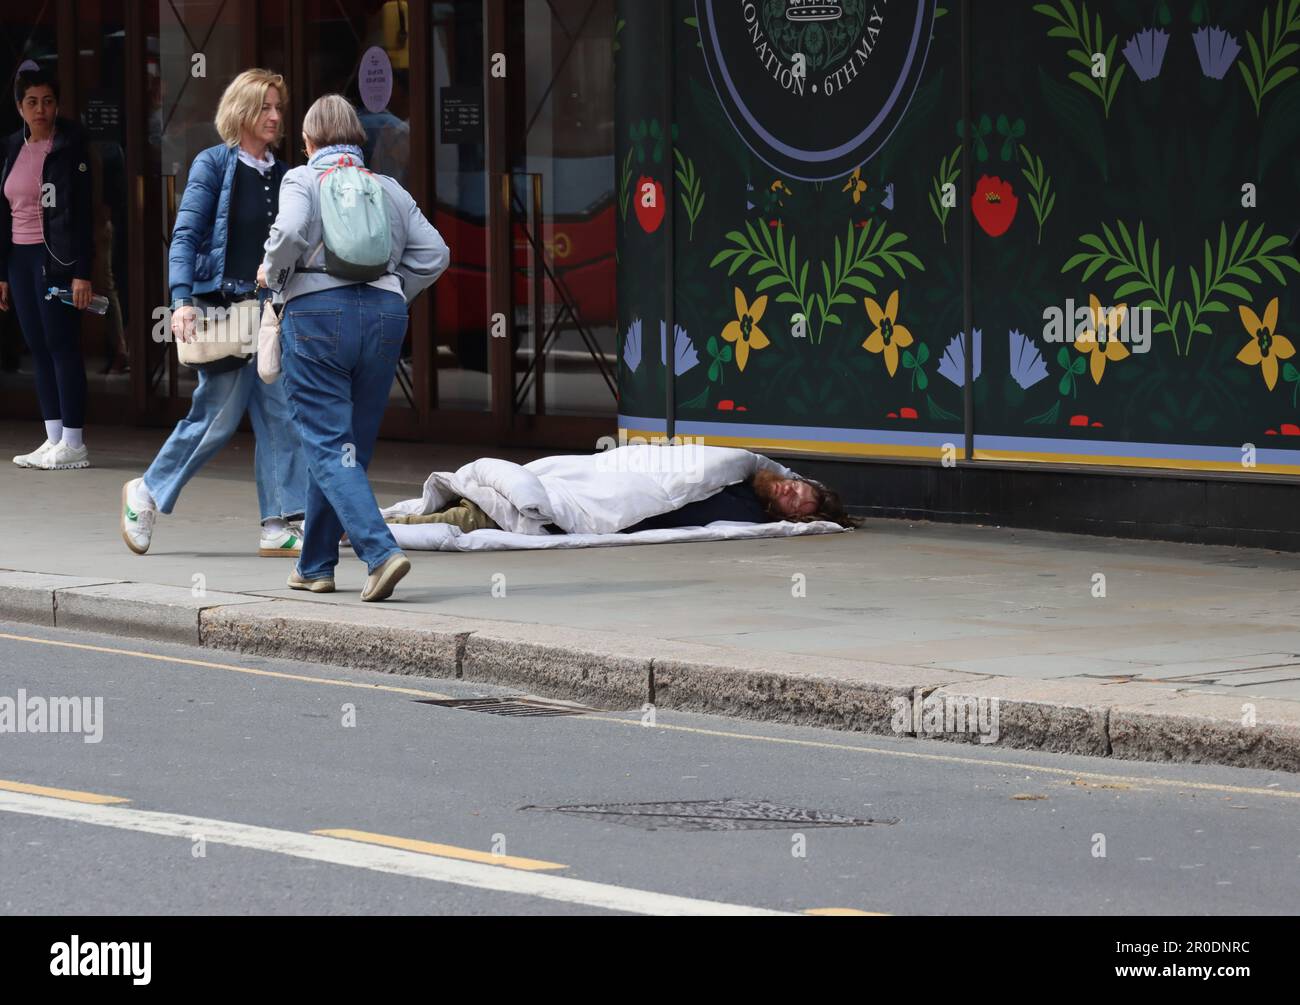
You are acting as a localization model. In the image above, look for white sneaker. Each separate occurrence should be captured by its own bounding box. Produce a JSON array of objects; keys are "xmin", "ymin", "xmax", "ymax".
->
[
  {"xmin": 12, "ymin": 439, "xmax": 56, "ymax": 468},
  {"xmin": 121, "ymin": 479, "xmax": 156, "ymax": 555},
  {"xmin": 259, "ymin": 524, "xmax": 303, "ymax": 557},
  {"xmin": 38, "ymin": 442, "xmax": 90, "ymax": 470}
]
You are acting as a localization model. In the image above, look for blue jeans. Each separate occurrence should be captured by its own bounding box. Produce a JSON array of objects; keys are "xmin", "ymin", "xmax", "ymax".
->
[
  {"xmin": 144, "ymin": 360, "xmax": 308, "ymax": 520},
  {"xmin": 279, "ymin": 285, "xmax": 407, "ymax": 579}
]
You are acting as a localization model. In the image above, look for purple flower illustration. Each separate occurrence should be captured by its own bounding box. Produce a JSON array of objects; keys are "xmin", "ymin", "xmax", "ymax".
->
[
  {"xmin": 1009, "ymin": 329, "xmax": 1049, "ymax": 390},
  {"xmin": 661, "ymin": 322, "xmax": 699, "ymax": 376},
  {"xmin": 882, "ymin": 183, "xmax": 895, "ymax": 211},
  {"xmin": 623, "ymin": 318, "xmax": 642, "ymax": 374},
  {"xmin": 937, "ymin": 329, "xmax": 982, "ymax": 387},
  {"xmin": 1122, "ymin": 29, "xmax": 1169, "ymax": 82},
  {"xmin": 1193, "ymin": 26, "xmax": 1241, "ymax": 79}
]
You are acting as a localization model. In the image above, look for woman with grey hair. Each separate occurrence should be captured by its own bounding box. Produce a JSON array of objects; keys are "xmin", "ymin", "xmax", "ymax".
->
[{"xmin": 259, "ymin": 94, "xmax": 449, "ymax": 602}]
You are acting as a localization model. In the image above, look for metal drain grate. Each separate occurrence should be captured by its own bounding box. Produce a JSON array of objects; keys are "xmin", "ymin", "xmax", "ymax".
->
[
  {"xmin": 415, "ymin": 697, "xmax": 598, "ymax": 717},
  {"xmin": 521, "ymin": 799, "xmax": 898, "ymax": 831}
]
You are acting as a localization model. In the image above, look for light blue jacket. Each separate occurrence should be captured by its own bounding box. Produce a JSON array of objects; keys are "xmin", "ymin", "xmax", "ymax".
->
[
  {"xmin": 262, "ymin": 145, "xmax": 449, "ymax": 304},
  {"xmin": 168, "ymin": 143, "xmax": 287, "ymax": 304}
]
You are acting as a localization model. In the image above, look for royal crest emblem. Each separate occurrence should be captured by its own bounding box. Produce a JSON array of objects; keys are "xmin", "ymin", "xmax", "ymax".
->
[{"xmin": 695, "ymin": 0, "xmax": 937, "ymax": 180}]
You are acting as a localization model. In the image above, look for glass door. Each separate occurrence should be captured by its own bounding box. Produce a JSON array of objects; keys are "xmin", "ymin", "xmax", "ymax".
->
[
  {"xmin": 76, "ymin": 0, "xmax": 132, "ymax": 398},
  {"xmin": 421, "ymin": 0, "xmax": 618, "ymax": 447},
  {"xmin": 429, "ymin": 0, "xmax": 491, "ymax": 414},
  {"xmin": 142, "ymin": 0, "xmax": 253, "ymax": 413},
  {"xmin": 503, "ymin": 0, "xmax": 617, "ymax": 423}
]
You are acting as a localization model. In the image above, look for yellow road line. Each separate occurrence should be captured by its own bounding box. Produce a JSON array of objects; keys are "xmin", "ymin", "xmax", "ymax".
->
[
  {"xmin": 0, "ymin": 632, "xmax": 453, "ymax": 700},
  {"xmin": 314, "ymin": 829, "xmax": 567, "ymax": 872},
  {"xmin": 0, "ymin": 778, "xmax": 129, "ymax": 805},
  {"xmin": 803, "ymin": 908, "xmax": 890, "ymax": 916},
  {"xmin": 586, "ymin": 716, "xmax": 1300, "ymax": 802}
]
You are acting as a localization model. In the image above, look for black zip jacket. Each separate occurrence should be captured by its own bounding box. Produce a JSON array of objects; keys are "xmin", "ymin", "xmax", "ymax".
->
[{"xmin": 0, "ymin": 116, "xmax": 94, "ymax": 284}]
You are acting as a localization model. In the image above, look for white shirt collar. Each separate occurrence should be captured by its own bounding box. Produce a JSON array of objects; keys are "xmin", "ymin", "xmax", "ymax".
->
[{"xmin": 237, "ymin": 146, "xmax": 275, "ymax": 175}]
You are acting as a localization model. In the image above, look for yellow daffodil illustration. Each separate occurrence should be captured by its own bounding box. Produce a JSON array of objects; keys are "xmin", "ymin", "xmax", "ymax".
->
[
  {"xmin": 1237, "ymin": 297, "xmax": 1295, "ymax": 391},
  {"xmin": 721, "ymin": 287, "xmax": 771, "ymax": 372},
  {"xmin": 842, "ymin": 167, "xmax": 868, "ymax": 205},
  {"xmin": 862, "ymin": 290, "xmax": 914, "ymax": 377},
  {"xmin": 1074, "ymin": 293, "xmax": 1130, "ymax": 384}
]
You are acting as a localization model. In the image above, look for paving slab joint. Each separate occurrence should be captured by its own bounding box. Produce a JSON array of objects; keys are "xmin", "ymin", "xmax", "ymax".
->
[
  {"xmin": 453, "ymin": 632, "xmax": 470, "ymax": 679},
  {"xmin": 900, "ymin": 684, "xmax": 941, "ymax": 738}
]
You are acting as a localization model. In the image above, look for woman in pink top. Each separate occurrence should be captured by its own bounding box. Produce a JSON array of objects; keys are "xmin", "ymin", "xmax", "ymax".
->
[{"xmin": 0, "ymin": 68, "xmax": 95, "ymax": 470}]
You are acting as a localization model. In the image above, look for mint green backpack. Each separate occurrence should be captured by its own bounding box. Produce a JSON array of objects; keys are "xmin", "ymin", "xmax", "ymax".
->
[{"xmin": 310, "ymin": 155, "xmax": 392, "ymax": 282}]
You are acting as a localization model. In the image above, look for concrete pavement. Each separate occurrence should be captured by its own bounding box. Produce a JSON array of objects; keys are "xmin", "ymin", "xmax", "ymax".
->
[{"xmin": 2, "ymin": 420, "xmax": 1300, "ymax": 772}]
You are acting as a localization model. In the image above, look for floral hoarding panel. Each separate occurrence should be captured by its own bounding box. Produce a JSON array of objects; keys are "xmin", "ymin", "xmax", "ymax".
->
[{"xmin": 615, "ymin": 0, "xmax": 1300, "ymax": 474}]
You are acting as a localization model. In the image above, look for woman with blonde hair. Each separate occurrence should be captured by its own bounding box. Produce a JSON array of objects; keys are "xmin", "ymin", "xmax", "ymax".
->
[{"xmin": 120, "ymin": 69, "xmax": 307, "ymax": 557}]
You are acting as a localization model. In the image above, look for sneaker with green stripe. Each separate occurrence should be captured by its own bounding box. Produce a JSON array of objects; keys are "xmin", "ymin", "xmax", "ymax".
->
[
  {"xmin": 121, "ymin": 479, "xmax": 156, "ymax": 555},
  {"xmin": 259, "ymin": 524, "xmax": 303, "ymax": 557}
]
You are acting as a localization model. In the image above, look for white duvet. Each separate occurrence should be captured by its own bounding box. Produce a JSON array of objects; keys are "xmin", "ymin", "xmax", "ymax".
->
[{"xmin": 379, "ymin": 444, "xmax": 849, "ymax": 551}]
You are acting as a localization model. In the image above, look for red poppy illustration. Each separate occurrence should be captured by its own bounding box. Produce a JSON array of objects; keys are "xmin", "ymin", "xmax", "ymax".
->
[
  {"xmin": 634, "ymin": 176, "xmax": 665, "ymax": 232},
  {"xmin": 1069, "ymin": 414, "xmax": 1090, "ymax": 426},
  {"xmin": 971, "ymin": 175, "xmax": 1018, "ymax": 237},
  {"xmin": 1283, "ymin": 423, "xmax": 1300, "ymax": 436}
]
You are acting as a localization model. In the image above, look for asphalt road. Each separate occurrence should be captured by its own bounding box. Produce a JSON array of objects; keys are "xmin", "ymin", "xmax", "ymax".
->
[{"xmin": 1, "ymin": 620, "xmax": 1297, "ymax": 916}]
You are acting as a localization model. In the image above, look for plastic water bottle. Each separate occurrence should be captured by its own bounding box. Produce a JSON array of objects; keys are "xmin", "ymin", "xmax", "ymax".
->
[{"xmin": 45, "ymin": 286, "xmax": 110, "ymax": 315}]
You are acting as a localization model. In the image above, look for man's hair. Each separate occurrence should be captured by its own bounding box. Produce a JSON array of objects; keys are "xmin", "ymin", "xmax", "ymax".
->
[
  {"xmin": 804, "ymin": 479, "xmax": 862, "ymax": 528},
  {"xmin": 14, "ymin": 68, "xmax": 58, "ymax": 105},
  {"xmin": 753, "ymin": 470, "xmax": 862, "ymax": 528},
  {"xmin": 215, "ymin": 68, "xmax": 287, "ymax": 147}
]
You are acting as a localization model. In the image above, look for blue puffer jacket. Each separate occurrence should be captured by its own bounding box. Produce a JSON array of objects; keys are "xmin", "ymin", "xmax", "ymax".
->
[{"xmin": 168, "ymin": 144, "xmax": 287, "ymax": 303}]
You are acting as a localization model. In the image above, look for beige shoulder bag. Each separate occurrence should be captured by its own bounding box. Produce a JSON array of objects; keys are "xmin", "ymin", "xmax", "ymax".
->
[{"xmin": 177, "ymin": 298, "xmax": 260, "ymax": 369}]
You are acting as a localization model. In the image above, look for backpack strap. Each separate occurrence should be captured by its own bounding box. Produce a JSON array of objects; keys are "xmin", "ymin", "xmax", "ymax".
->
[
  {"xmin": 294, "ymin": 268, "xmax": 396, "ymax": 278},
  {"xmin": 316, "ymin": 155, "xmax": 353, "ymax": 184},
  {"xmin": 301, "ymin": 164, "xmax": 342, "ymax": 274},
  {"xmin": 296, "ymin": 240, "xmax": 329, "ymax": 275}
]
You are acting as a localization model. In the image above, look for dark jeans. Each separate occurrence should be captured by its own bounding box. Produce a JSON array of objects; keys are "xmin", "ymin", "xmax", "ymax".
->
[
  {"xmin": 280, "ymin": 284, "xmax": 408, "ymax": 578},
  {"xmin": 6, "ymin": 243, "xmax": 86, "ymax": 427}
]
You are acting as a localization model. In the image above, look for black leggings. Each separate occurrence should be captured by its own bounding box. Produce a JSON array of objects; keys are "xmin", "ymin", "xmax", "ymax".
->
[{"xmin": 7, "ymin": 243, "xmax": 86, "ymax": 427}]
